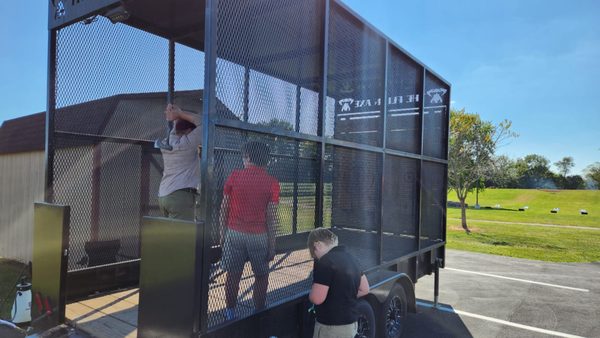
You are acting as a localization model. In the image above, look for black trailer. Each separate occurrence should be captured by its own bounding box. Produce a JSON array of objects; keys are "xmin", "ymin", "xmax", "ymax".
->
[{"xmin": 37, "ymin": 0, "xmax": 450, "ymax": 337}]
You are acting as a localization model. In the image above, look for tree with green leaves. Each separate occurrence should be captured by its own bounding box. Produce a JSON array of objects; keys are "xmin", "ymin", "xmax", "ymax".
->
[
  {"xmin": 584, "ymin": 162, "xmax": 600, "ymax": 189},
  {"xmin": 448, "ymin": 108, "xmax": 517, "ymax": 233},
  {"xmin": 554, "ymin": 156, "xmax": 575, "ymax": 178},
  {"xmin": 486, "ymin": 155, "xmax": 519, "ymax": 188},
  {"xmin": 515, "ymin": 154, "xmax": 553, "ymax": 188}
]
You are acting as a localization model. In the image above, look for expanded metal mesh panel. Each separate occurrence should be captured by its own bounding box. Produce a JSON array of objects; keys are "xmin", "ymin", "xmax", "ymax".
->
[
  {"xmin": 175, "ymin": 43, "xmax": 205, "ymax": 93},
  {"xmin": 52, "ymin": 139, "xmax": 93, "ymax": 269},
  {"xmin": 53, "ymin": 18, "xmax": 183, "ymax": 272},
  {"xmin": 324, "ymin": 146, "xmax": 381, "ymax": 270},
  {"xmin": 386, "ymin": 47, "xmax": 423, "ymax": 154},
  {"xmin": 173, "ymin": 42, "xmax": 205, "ymax": 140},
  {"xmin": 207, "ymin": 127, "xmax": 318, "ymax": 327},
  {"xmin": 53, "ymin": 136, "xmax": 162, "ymax": 271},
  {"xmin": 327, "ymin": 146, "xmax": 381, "ymax": 231},
  {"xmin": 423, "ymin": 72, "xmax": 449, "ymax": 159},
  {"xmin": 326, "ymin": 2, "xmax": 386, "ymax": 146},
  {"xmin": 55, "ymin": 16, "xmax": 168, "ymax": 111},
  {"xmin": 214, "ymin": 0, "xmax": 322, "ymax": 133},
  {"xmin": 420, "ymin": 161, "xmax": 446, "ymax": 247},
  {"xmin": 382, "ymin": 155, "xmax": 419, "ymax": 260}
]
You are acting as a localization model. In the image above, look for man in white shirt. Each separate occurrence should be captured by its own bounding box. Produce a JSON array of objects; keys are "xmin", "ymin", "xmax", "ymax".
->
[{"xmin": 158, "ymin": 104, "xmax": 201, "ymax": 221}]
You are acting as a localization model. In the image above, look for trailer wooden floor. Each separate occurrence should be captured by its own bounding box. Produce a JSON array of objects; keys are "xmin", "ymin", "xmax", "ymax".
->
[{"xmin": 66, "ymin": 250, "xmax": 314, "ymax": 338}]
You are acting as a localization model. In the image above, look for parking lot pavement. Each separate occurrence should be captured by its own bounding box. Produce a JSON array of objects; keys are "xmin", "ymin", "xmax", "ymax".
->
[{"xmin": 405, "ymin": 249, "xmax": 600, "ymax": 338}]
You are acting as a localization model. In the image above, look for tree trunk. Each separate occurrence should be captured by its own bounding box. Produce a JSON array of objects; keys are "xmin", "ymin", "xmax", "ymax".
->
[{"xmin": 459, "ymin": 197, "xmax": 471, "ymax": 233}]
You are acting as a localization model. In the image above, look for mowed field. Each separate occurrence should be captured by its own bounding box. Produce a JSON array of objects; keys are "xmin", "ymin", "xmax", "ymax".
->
[
  {"xmin": 447, "ymin": 188, "xmax": 600, "ymax": 228},
  {"xmin": 446, "ymin": 189, "xmax": 600, "ymax": 262}
]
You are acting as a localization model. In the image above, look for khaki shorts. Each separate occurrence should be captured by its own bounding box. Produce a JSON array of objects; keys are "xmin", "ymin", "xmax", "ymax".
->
[
  {"xmin": 221, "ymin": 229, "xmax": 270, "ymax": 276},
  {"xmin": 313, "ymin": 321, "xmax": 358, "ymax": 338},
  {"xmin": 158, "ymin": 189, "xmax": 197, "ymax": 221}
]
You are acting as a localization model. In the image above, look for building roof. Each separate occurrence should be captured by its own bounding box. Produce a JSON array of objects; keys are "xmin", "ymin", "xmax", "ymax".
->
[
  {"xmin": 0, "ymin": 112, "xmax": 46, "ymax": 155},
  {"xmin": 0, "ymin": 90, "xmax": 234, "ymax": 155}
]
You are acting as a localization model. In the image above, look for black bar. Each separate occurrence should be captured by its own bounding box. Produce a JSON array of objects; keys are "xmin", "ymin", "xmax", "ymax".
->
[
  {"xmin": 292, "ymin": 85, "xmax": 301, "ymax": 234},
  {"xmin": 168, "ymin": 39, "xmax": 175, "ymax": 103},
  {"xmin": 440, "ymin": 85, "xmax": 451, "ymax": 268},
  {"xmin": 66, "ymin": 260, "xmax": 140, "ymax": 302},
  {"xmin": 244, "ymin": 66, "xmax": 250, "ymax": 123},
  {"xmin": 214, "ymin": 118, "xmax": 322, "ymax": 143},
  {"xmin": 54, "ymin": 131, "xmax": 156, "ymax": 146},
  {"xmin": 360, "ymin": 242, "xmax": 445, "ymax": 275},
  {"xmin": 420, "ymin": 155, "xmax": 449, "ymax": 165},
  {"xmin": 433, "ymin": 258, "xmax": 440, "ymax": 307},
  {"xmin": 139, "ymin": 145, "xmax": 151, "ymax": 255},
  {"xmin": 379, "ymin": 42, "xmax": 390, "ymax": 265},
  {"xmin": 45, "ymin": 29, "xmax": 57, "ymax": 203},
  {"xmin": 416, "ymin": 66, "xmax": 426, "ymax": 272},
  {"xmin": 199, "ymin": 0, "xmax": 218, "ymax": 333},
  {"xmin": 90, "ymin": 144, "xmax": 101, "ymax": 241},
  {"xmin": 315, "ymin": 0, "xmax": 330, "ymax": 228}
]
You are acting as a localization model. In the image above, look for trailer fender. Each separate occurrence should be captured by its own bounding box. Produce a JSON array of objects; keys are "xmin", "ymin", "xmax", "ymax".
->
[
  {"xmin": 369, "ymin": 273, "xmax": 416, "ymax": 314},
  {"xmin": 395, "ymin": 276, "xmax": 416, "ymax": 314}
]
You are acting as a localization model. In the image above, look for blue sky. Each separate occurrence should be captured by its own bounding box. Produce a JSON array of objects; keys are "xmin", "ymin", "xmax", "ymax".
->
[{"xmin": 1, "ymin": 1, "xmax": 598, "ymax": 175}]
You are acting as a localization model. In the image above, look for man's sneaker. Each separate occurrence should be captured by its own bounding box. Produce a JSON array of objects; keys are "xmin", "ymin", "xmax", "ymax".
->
[{"xmin": 224, "ymin": 308, "xmax": 236, "ymax": 321}]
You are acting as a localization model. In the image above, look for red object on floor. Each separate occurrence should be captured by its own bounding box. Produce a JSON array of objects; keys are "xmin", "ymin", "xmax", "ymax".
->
[
  {"xmin": 34, "ymin": 292, "xmax": 43, "ymax": 315},
  {"xmin": 44, "ymin": 296, "xmax": 53, "ymax": 315}
]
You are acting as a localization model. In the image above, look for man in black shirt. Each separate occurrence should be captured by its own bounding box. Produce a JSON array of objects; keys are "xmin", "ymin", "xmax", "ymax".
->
[{"xmin": 307, "ymin": 228, "xmax": 370, "ymax": 338}]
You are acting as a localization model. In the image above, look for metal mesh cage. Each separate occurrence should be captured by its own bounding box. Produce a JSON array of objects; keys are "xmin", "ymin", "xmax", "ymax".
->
[
  {"xmin": 386, "ymin": 47, "xmax": 423, "ymax": 154},
  {"xmin": 326, "ymin": 2, "xmax": 386, "ymax": 146},
  {"xmin": 423, "ymin": 72, "xmax": 450, "ymax": 159},
  {"xmin": 48, "ymin": 0, "xmax": 450, "ymax": 332}
]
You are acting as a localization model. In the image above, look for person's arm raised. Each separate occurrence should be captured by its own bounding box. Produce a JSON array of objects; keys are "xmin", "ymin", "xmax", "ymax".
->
[{"xmin": 166, "ymin": 104, "xmax": 200, "ymax": 126}]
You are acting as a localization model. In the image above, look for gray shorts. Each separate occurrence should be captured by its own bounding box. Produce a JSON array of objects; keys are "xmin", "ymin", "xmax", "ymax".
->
[{"xmin": 221, "ymin": 229, "xmax": 270, "ymax": 276}]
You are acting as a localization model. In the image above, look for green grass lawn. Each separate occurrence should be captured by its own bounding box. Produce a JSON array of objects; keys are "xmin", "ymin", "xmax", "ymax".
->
[
  {"xmin": 447, "ymin": 188, "xmax": 600, "ymax": 228},
  {"xmin": 0, "ymin": 258, "xmax": 30, "ymax": 320},
  {"xmin": 446, "ymin": 219, "xmax": 600, "ymax": 262},
  {"xmin": 446, "ymin": 189, "xmax": 600, "ymax": 262}
]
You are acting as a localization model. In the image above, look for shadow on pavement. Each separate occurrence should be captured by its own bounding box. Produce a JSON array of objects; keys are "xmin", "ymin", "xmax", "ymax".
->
[{"xmin": 404, "ymin": 300, "xmax": 473, "ymax": 338}]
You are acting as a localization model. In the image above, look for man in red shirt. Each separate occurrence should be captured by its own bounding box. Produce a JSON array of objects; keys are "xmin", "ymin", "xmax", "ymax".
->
[{"xmin": 219, "ymin": 141, "xmax": 280, "ymax": 320}]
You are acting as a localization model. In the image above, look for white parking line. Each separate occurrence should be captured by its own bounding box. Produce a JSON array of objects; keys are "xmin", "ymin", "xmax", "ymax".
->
[
  {"xmin": 416, "ymin": 301, "xmax": 586, "ymax": 338},
  {"xmin": 445, "ymin": 267, "xmax": 589, "ymax": 292}
]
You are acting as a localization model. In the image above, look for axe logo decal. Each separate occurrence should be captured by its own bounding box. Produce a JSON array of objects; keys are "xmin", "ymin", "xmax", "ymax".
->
[
  {"xmin": 426, "ymin": 88, "xmax": 447, "ymax": 104},
  {"xmin": 339, "ymin": 98, "xmax": 354, "ymax": 112}
]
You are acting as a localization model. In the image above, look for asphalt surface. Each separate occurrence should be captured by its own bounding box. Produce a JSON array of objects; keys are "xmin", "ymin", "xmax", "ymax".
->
[{"xmin": 405, "ymin": 249, "xmax": 600, "ymax": 338}]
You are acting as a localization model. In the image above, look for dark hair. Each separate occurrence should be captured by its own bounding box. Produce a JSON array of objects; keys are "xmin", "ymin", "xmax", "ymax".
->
[
  {"xmin": 175, "ymin": 119, "xmax": 196, "ymax": 133},
  {"xmin": 242, "ymin": 141, "xmax": 270, "ymax": 167}
]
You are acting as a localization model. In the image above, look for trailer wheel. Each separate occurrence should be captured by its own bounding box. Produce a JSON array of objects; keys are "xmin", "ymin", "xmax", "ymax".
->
[
  {"xmin": 355, "ymin": 299, "xmax": 376, "ymax": 338},
  {"xmin": 380, "ymin": 284, "xmax": 407, "ymax": 338}
]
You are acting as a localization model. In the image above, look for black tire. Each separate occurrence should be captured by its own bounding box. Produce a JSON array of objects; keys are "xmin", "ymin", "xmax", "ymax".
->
[
  {"xmin": 355, "ymin": 299, "xmax": 376, "ymax": 338},
  {"xmin": 379, "ymin": 284, "xmax": 408, "ymax": 338}
]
